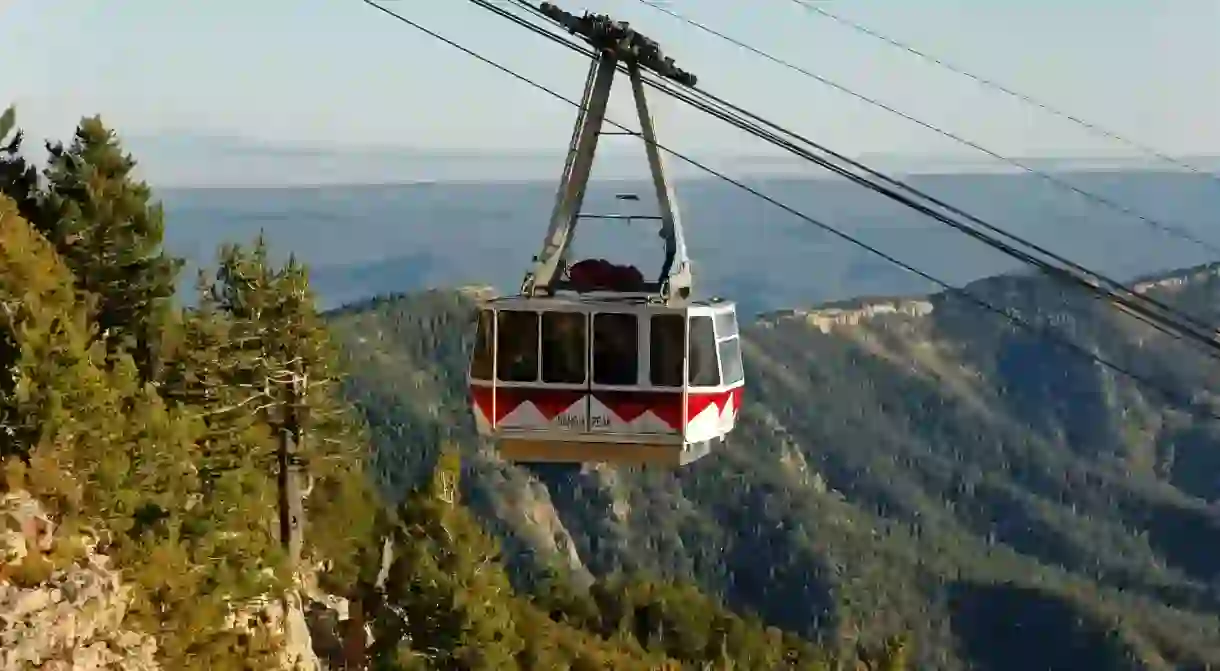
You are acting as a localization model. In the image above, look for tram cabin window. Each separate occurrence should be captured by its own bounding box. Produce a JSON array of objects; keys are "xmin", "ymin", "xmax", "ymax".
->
[
  {"xmin": 541, "ymin": 312, "xmax": 587, "ymax": 384},
  {"xmin": 688, "ymin": 316, "xmax": 720, "ymax": 386},
  {"xmin": 497, "ymin": 310, "xmax": 539, "ymax": 382},
  {"xmin": 718, "ymin": 336, "xmax": 744, "ymax": 385},
  {"xmin": 714, "ymin": 310, "xmax": 738, "ymax": 339},
  {"xmin": 593, "ymin": 313, "xmax": 639, "ymax": 386},
  {"xmin": 470, "ymin": 309, "xmax": 495, "ymax": 380},
  {"xmin": 650, "ymin": 314, "xmax": 685, "ymax": 387}
]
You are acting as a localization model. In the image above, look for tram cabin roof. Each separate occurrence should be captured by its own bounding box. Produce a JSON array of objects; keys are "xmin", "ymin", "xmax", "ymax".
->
[{"xmin": 481, "ymin": 291, "xmax": 736, "ymax": 313}]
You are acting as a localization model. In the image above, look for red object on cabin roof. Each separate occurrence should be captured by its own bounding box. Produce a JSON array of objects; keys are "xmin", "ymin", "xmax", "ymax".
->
[{"xmin": 567, "ymin": 258, "xmax": 646, "ymax": 292}]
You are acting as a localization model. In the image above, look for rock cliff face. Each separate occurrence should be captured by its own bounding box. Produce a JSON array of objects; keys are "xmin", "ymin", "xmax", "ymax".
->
[
  {"xmin": 1132, "ymin": 263, "xmax": 1220, "ymax": 295},
  {"xmin": 0, "ymin": 490, "xmax": 159, "ymax": 671},
  {"xmin": 225, "ymin": 565, "xmax": 367, "ymax": 671},
  {"xmin": 0, "ymin": 489, "xmax": 366, "ymax": 671},
  {"xmin": 0, "ymin": 487, "xmax": 368, "ymax": 671}
]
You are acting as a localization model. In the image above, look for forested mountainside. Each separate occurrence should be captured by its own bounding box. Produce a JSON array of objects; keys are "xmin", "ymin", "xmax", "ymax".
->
[
  {"xmin": 0, "ymin": 111, "xmax": 903, "ymax": 668},
  {"xmin": 329, "ymin": 265, "xmax": 1220, "ymax": 670}
]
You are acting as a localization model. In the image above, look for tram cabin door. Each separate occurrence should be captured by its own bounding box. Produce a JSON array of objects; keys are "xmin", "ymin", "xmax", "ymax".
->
[
  {"xmin": 475, "ymin": 307, "xmax": 591, "ymax": 436},
  {"xmin": 587, "ymin": 309, "xmax": 688, "ymax": 438},
  {"xmin": 588, "ymin": 310, "xmax": 641, "ymax": 436},
  {"xmin": 536, "ymin": 308, "xmax": 590, "ymax": 434}
]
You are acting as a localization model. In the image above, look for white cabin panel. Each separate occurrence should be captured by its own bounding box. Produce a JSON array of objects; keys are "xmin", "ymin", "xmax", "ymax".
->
[
  {"xmin": 543, "ymin": 390, "xmax": 590, "ymax": 433},
  {"xmin": 498, "ymin": 398, "xmax": 548, "ymax": 430}
]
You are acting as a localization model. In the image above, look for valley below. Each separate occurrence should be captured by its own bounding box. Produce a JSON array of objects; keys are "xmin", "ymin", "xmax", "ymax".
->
[{"xmin": 329, "ymin": 261, "xmax": 1220, "ymax": 670}]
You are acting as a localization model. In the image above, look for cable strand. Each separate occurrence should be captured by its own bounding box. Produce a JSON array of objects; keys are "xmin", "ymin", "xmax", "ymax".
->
[
  {"xmin": 630, "ymin": 0, "xmax": 1220, "ymax": 257},
  {"xmin": 786, "ymin": 0, "xmax": 1220, "ymax": 185}
]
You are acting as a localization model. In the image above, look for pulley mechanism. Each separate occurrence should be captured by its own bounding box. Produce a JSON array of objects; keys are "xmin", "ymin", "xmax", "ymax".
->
[{"xmin": 537, "ymin": 2, "xmax": 698, "ymax": 87}]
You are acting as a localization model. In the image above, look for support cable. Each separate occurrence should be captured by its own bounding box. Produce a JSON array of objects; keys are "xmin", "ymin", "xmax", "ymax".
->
[{"xmin": 785, "ymin": 0, "xmax": 1220, "ymax": 186}]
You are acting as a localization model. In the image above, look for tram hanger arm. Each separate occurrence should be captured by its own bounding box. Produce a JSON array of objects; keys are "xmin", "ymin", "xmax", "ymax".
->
[
  {"xmin": 522, "ymin": 53, "xmax": 692, "ymax": 302},
  {"xmin": 627, "ymin": 61, "xmax": 691, "ymax": 300},
  {"xmin": 524, "ymin": 53, "xmax": 617, "ymax": 295}
]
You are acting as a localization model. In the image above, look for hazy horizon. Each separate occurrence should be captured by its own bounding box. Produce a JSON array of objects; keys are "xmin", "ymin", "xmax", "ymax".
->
[
  {"xmin": 156, "ymin": 171, "xmax": 1220, "ymax": 315},
  {"xmin": 6, "ymin": 1, "xmax": 1217, "ymax": 168},
  {"xmin": 94, "ymin": 131, "xmax": 1220, "ymax": 189}
]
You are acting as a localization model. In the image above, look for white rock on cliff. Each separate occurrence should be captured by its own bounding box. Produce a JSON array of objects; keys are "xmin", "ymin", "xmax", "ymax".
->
[{"xmin": 0, "ymin": 490, "xmax": 160, "ymax": 671}]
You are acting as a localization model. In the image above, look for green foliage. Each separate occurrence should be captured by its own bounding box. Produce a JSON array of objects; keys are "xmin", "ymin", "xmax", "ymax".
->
[
  {"xmin": 372, "ymin": 445, "xmax": 526, "ymax": 669},
  {"xmin": 166, "ymin": 236, "xmax": 381, "ymax": 587},
  {"xmin": 0, "ymin": 106, "xmax": 40, "ymax": 224},
  {"xmin": 35, "ymin": 116, "xmax": 183, "ymax": 382},
  {"xmin": 0, "ymin": 195, "xmax": 281, "ymax": 669},
  {"xmin": 366, "ymin": 448, "xmax": 841, "ymax": 670},
  {"xmin": 0, "ymin": 118, "xmax": 374, "ymax": 669},
  {"xmin": 531, "ymin": 571, "xmax": 834, "ymax": 671}
]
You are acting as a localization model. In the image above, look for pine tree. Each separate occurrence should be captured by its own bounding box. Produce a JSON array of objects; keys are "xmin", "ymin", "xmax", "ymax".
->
[
  {"xmin": 870, "ymin": 634, "xmax": 911, "ymax": 671},
  {"xmin": 375, "ymin": 446, "xmax": 525, "ymax": 670},
  {"xmin": 1, "ymin": 194, "xmax": 284, "ymax": 670},
  {"xmin": 38, "ymin": 115, "xmax": 183, "ymax": 383},
  {"xmin": 0, "ymin": 193, "xmax": 101, "ymax": 469},
  {"xmin": 0, "ymin": 106, "xmax": 41, "ymax": 224},
  {"xmin": 155, "ymin": 233, "xmax": 381, "ymax": 669},
  {"xmin": 195, "ymin": 237, "xmax": 379, "ymax": 583}
]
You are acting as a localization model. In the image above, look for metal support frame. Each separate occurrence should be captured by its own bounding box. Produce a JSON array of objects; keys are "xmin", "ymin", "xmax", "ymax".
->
[
  {"xmin": 628, "ymin": 61, "xmax": 691, "ymax": 301},
  {"xmin": 521, "ymin": 53, "xmax": 693, "ymax": 302}
]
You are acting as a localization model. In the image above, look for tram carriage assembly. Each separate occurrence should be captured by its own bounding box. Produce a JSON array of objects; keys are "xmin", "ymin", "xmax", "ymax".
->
[{"xmin": 467, "ymin": 7, "xmax": 744, "ymax": 466}]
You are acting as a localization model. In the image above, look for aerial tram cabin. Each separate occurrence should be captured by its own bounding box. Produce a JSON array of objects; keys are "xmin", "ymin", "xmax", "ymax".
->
[
  {"xmin": 466, "ymin": 14, "xmax": 744, "ymax": 466},
  {"xmin": 468, "ymin": 295, "xmax": 744, "ymax": 466}
]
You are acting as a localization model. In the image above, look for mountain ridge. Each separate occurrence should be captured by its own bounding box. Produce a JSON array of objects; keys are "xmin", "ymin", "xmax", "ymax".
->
[
  {"xmin": 364, "ymin": 260, "xmax": 1220, "ymax": 326},
  {"xmin": 327, "ymin": 257, "xmax": 1220, "ymax": 670},
  {"xmin": 158, "ymin": 170, "xmax": 1220, "ymax": 318}
]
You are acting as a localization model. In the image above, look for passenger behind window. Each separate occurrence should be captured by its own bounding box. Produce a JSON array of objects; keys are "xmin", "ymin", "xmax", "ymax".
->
[
  {"xmin": 470, "ymin": 311, "xmax": 495, "ymax": 379},
  {"xmin": 498, "ymin": 312, "xmax": 539, "ymax": 382},
  {"xmin": 542, "ymin": 312, "xmax": 586, "ymax": 384},
  {"xmin": 594, "ymin": 314, "xmax": 638, "ymax": 386},
  {"xmin": 650, "ymin": 315, "xmax": 684, "ymax": 387},
  {"xmin": 688, "ymin": 316, "xmax": 720, "ymax": 386}
]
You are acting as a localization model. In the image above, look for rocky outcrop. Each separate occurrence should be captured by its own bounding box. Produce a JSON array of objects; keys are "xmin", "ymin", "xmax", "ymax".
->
[
  {"xmin": 223, "ymin": 587, "xmax": 315, "ymax": 671},
  {"xmin": 0, "ymin": 490, "xmax": 160, "ymax": 671},
  {"xmin": 1132, "ymin": 264, "xmax": 1220, "ymax": 295},
  {"xmin": 0, "ymin": 491, "xmax": 360, "ymax": 671},
  {"xmin": 801, "ymin": 299, "xmax": 934, "ymax": 334},
  {"xmin": 456, "ymin": 284, "xmax": 498, "ymax": 300},
  {"xmin": 223, "ymin": 566, "xmax": 362, "ymax": 671},
  {"xmin": 760, "ymin": 298, "xmax": 934, "ymax": 334}
]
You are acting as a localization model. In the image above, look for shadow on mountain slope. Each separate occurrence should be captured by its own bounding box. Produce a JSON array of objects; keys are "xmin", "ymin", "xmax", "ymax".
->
[{"xmin": 947, "ymin": 581, "xmax": 1150, "ymax": 671}]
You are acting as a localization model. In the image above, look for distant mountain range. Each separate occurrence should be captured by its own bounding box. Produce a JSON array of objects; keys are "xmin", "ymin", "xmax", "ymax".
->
[
  {"xmin": 159, "ymin": 170, "xmax": 1220, "ymax": 316},
  {"xmin": 124, "ymin": 133, "xmax": 1220, "ymax": 188}
]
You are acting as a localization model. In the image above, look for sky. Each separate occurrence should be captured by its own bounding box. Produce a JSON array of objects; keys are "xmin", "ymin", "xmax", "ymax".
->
[{"xmin": 2, "ymin": 0, "xmax": 1218, "ymax": 164}]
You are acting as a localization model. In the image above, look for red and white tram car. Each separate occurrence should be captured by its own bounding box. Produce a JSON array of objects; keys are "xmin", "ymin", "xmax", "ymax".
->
[
  {"xmin": 468, "ymin": 294, "xmax": 743, "ymax": 465},
  {"xmin": 466, "ymin": 37, "xmax": 744, "ymax": 465}
]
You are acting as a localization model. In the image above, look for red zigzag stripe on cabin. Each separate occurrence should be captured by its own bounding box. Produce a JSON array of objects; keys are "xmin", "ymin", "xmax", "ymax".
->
[{"xmin": 469, "ymin": 387, "xmax": 743, "ymax": 429}]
